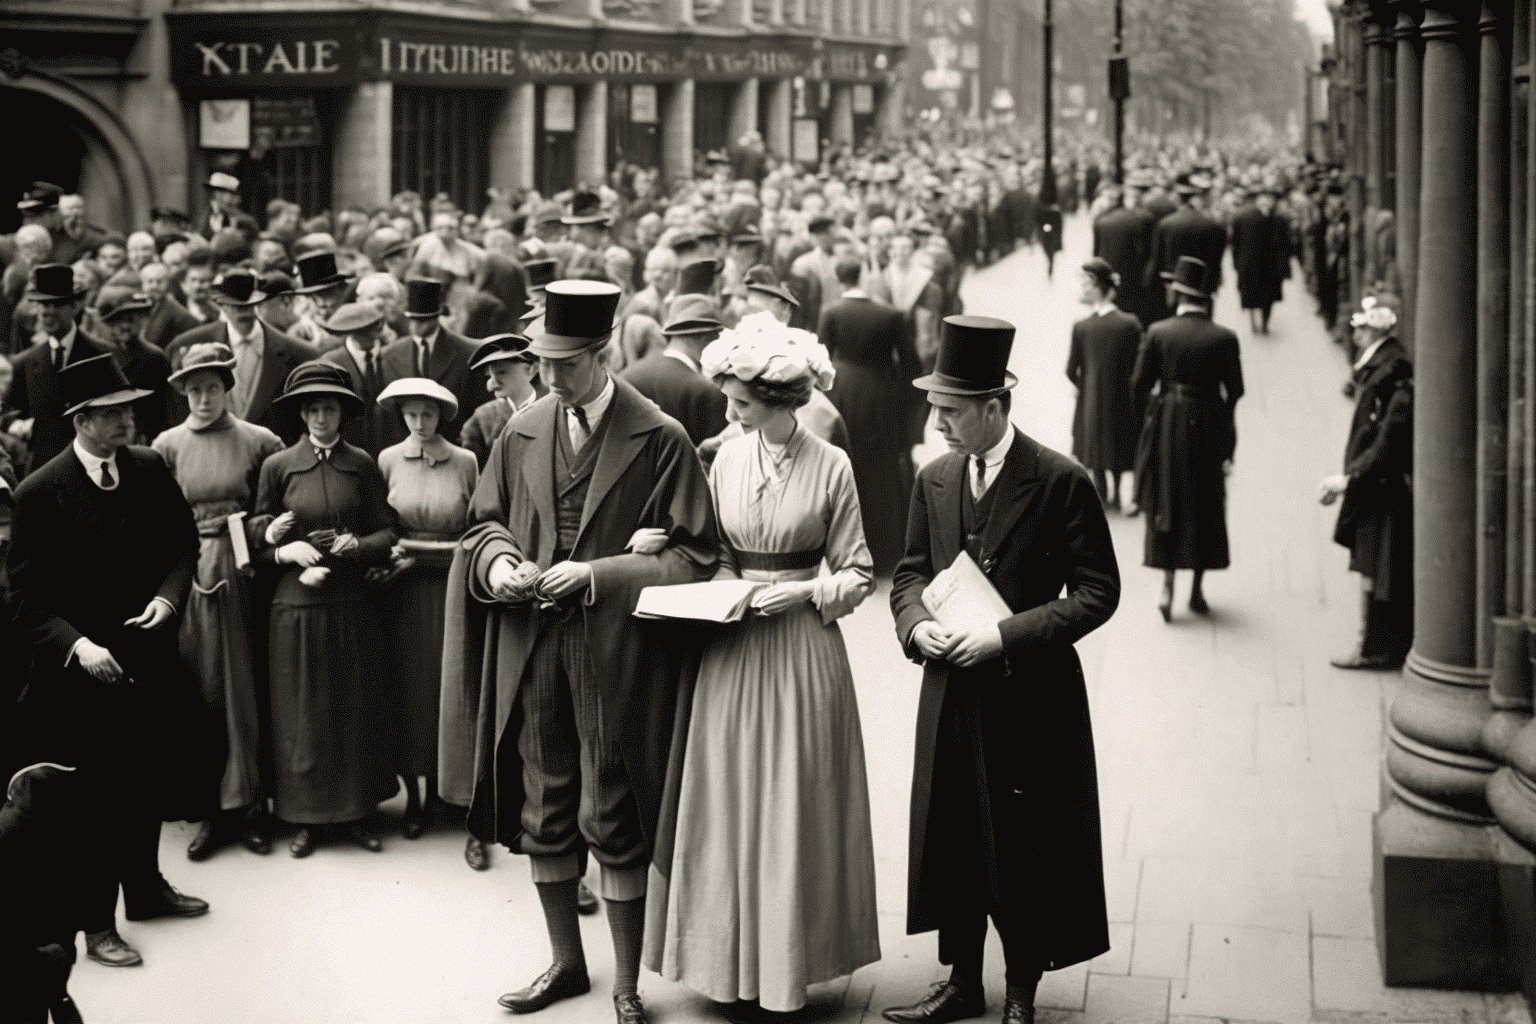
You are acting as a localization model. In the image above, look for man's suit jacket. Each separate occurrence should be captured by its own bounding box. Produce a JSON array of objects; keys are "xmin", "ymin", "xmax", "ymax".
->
[
  {"xmin": 7, "ymin": 328, "xmax": 114, "ymax": 474},
  {"xmin": 142, "ymin": 295, "xmax": 201, "ymax": 353},
  {"xmin": 818, "ymin": 295, "xmax": 920, "ymax": 387},
  {"xmin": 320, "ymin": 345, "xmax": 395, "ymax": 457},
  {"xmin": 379, "ymin": 327, "xmax": 489, "ymax": 449},
  {"xmin": 890, "ymin": 428, "xmax": 1119, "ymax": 970},
  {"xmin": 623, "ymin": 351, "xmax": 728, "ymax": 446},
  {"xmin": 1145, "ymin": 205, "xmax": 1227, "ymax": 293},
  {"xmin": 164, "ymin": 321, "xmax": 318, "ymax": 445},
  {"xmin": 1093, "ymin": 205, "xmax": 1159, "ymax": 324}
]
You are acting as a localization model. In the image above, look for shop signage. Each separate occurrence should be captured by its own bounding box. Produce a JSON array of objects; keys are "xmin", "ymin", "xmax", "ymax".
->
[
  {"xmin": 169, "ymin": 18, "xmax": 360, "ymax": 86},
  {"xmin": 199, "ymin": 99, "xmax": 250, "ymax": 150},
  {"xmin": 824, "ymin": 44, "xmax": 887, "ymax": 81},
  {"xmin": 379, "ymin": 33, "xmax": 810, "ymax": 83},
  {"xmin": 253, "ymin": 97, "xmax": 323, "ymax": 149},
  {"xmin": 630, "ymin": 83, "xmax": 658, "ymax": 124}
]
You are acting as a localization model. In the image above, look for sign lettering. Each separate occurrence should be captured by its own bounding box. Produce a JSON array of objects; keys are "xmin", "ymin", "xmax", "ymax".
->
[{"xmin": 190, "ymin": 39, "xmax": 343, "ymax": 77}]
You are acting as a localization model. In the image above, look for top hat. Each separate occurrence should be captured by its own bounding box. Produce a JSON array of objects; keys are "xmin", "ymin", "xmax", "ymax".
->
[
  {"xmin": 377, "ymin": 376, "xmax": 460, "ymax": 421},
  {"xmin": 743, "ymin": 265, "xmax": 799, "ymax": 308},
  {"xmin": 23, "ymin": 264, "xmax": 85, "ymax": 304},
  {"xmin": 168, "ymin": 341, "xmax": 239, "ymax": 390},
  {"xmin": 912, "ymin": 316, "xmax": 1018, "ymax": 397},
  {"xmin": 524, "ymin": 258, "xmax": 559, "ymax": 291},
  {"xmin": 293, "ymin": 251, "xmax": 352, "ymax": 294},
  {"xmin": 211, "ymin": 270, "xmax": 267, "ymax": 307},
  {"xmin": 404, "ymin": 277, "xmax": 445, "ymax": 318},
  {"xmin": 470, "ymin": 333, "xmax": 536, "ymax": 370},
  {"xmin": 59, "ymin": 354, "xmax": 152, "ymax": 417},
  {"xmin": 324, "ymin": 302, "xmax": 385, "ymax": 335},
  {"xmin": 526, "ymin": 280, "xmax": 621, "ymax": 360},
  {"xmin": 676, "ymin": 258, "xmax": 720, "ymax": 297},
  {"xmin": 1164, "ymin": 256, "xmax": 1213, "ymax": 297},
  {"xmin": 17, "ymin": 182, "xmax": 63, "ymax": 213},
  {"xmin": 663, "ymin": 294, "xmax": 724, "ymax": 336},
  {"xmin": 561, "ymin": 191, "xmax": 610, "ymax": 226},
  {"xmin": 205, "ymin": 172, "xmax": 242, "ymax": 193},
  {"xmin": 260, "ymin": 271, "xmax": 294, "ymax": 298},
  {"xmin": 807, "ymin": 215, "xmax": 836, "ymax": 235},
  {"xmin": 96, "ymin": 286, "xmax": 154, "ymax": 323},
  {"xmin": 276, "ymin": 360, "xmax": 363, "ymax": 417}
]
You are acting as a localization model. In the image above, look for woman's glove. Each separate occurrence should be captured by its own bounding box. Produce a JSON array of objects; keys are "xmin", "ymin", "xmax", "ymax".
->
[
  {"xmin": 277, "ymin": 541, "xmax": 324, "ymax": 567},
  {"xmin": 299, "ymin": 566, "xmax": 330, "ymax": 588},
  {"xmin": 266, "ymin": 510, "xmax": 296, "ymax": 545},
  {"xmin": 625, "ymin": 527, "xmax": 669, "ymax": 555}
]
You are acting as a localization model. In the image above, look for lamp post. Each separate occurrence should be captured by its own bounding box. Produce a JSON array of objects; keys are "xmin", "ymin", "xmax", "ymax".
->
[
  {"xmin": 1040, "ymin": 0, "xmax": 1055, "ymax": 205},
  {"xmin": 1109, "ymin": 0, "xmax": 1127, "ymax": 183}
]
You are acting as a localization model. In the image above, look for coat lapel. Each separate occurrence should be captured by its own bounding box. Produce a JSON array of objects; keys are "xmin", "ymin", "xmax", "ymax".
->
[
  {"xmin": 978, "ymin": 429, "xmax": 1042, "ymax": 571},
  {"xmin": 516, "ymin": 397, "xmax": 560, "ymax": 564},
  {"xmin": 930, "ymin": 451, "xmax": 966, "ymax": 572},
  {"xmin": 578, "ymin": 378, "xmax": 665, "ymax": 541}
]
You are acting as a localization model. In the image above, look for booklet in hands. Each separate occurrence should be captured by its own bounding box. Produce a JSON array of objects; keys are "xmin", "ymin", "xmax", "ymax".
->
[
  {"xmin": 921, "ymin": 551, "xmax": 1012, "ymax": 633},
  {"xmin": 634, "ymin": 580, "xmax": 768, "ymax": 622}
]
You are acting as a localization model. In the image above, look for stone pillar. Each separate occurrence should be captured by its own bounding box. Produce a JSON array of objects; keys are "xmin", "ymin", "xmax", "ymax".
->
[
  {"xmin": 333, "ymin": 82, "xmax": 393, "ymax": 212},
  {"xmin": 1395, "ymin": 6, "xmax": 1423, "ymax": 356},
  {"xmin": 1364, "ymin": 13, "xmax": 1389, "ymax": 287},
  {"xmin": 1508, "ymin": 12, "xmax": 1529, "ymax": 624},
  {"xmin": 766, "ymin": 78, "xmax": 792, "ymax": 161},
  {"xmin": 729, "ymin": 78, "xmax": 759, "ymax": 148},
  {"xmin": 663, "ymin": 79, "xmax": 695, "ymax": 188},
  {"xmin": 575, "ymin": 83, "xmax": 608, "ymax": 188},
  {"xmin": 880, "ymin": 76, "xmax": 906, "ymax": 141},
  {"xmin": 830, "ymin": 85, "xmax": 854, "ymax": 146},
  {"xmin": 490, "ymin": 84, "xmax": 536, "ymax": 192}
]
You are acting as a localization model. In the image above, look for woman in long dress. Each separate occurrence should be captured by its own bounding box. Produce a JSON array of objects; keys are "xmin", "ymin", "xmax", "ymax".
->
[
  {"xmin": 153, "ymin": 341, "xmax": 285, "ymax": 859},
  {"xmin": 374, "ymin": 377, "xmax": 484, "ymax": 865},
  {"xmin": 253, "ymin": 360, "xmax": 401, "ymax": 856},
  {"xmin": 646, "ymin": 317, "xmax": 881, "ymax": 1015}
]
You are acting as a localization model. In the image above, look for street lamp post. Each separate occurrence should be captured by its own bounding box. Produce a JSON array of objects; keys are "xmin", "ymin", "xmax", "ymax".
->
[
  {"xmin": 1111, "ymin": 0, "xmax": 1126, "ymax": 183},
  {"xmin": 1041, "ymin": 0, "xmax": 1055, "ymax": 205}
]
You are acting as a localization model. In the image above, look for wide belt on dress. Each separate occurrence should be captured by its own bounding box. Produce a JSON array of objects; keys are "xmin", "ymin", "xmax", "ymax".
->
[
  {"xmin": 736, "ymin": 547, "xmax": 826, "ymax": 572},
  {"xmin": 193, "ymin": 500, "xmax": 247, "ymax": 537}
]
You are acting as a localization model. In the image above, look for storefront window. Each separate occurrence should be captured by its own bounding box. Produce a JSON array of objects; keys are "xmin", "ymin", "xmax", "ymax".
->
[{"xmin": 391, "ymin": 87, "xmax": 495, "ymax": 214}]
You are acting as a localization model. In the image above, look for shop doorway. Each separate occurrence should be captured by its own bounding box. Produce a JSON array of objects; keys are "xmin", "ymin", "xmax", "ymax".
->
[
  {"xmin": 608, "ymin": 83, "xmax": 662, "ymax": 178},
  {"xmin": 0, "ymin": 87, "xmax": 86, "ymax": 234},
  {"xmin": 693, "ymin": 82, "xmax": 732, "ymax": 162},
  {"xmin": 392, "ymin": 87, "xmax": 496, "ymax": 213},
  {"xmin": 535, "ymin": 84, "xmax": 578, "ymax": 197}
]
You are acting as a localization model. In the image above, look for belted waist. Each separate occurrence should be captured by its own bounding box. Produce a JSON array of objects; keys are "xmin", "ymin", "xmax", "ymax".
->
[
  {"xmin": 403, "ymin": 530, "xmax": 461, "ymax": 543},
  {"xmin": 1163, "ymin": 382, "xmax": 1220, "ymax": 402},
  {"xmin": 736, "ymin": 548, "xmax": 825, "ymax": 572},
  {"xmin": 194, "ymin": 500, "xmax": 247, "ymax": 536}
]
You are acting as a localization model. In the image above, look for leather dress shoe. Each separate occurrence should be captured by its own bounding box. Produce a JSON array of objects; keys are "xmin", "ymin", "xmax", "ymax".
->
[
  {"xmin": 577, "ymin": 879, "xmax": 599, "ymax": 915},
  {"xmin": 1000, "ymin": 995, "xmax": 1034, "ymax": 1024},
  {"xmin": 290, "ymin": 827, "xmax": 317, "ymax": 858},
  {"xmin": 615, "ymin": 993, "xmax": 649, "ymax": 1024},
  {"xmin": 465, "ymin": 836, "xmax": 491, "ymax": 871},
  {"xmin": 497, "ymin": 961, "xmax": 591, "ymax": 1013},
  {"xmin": 187, "ymin": 819, "xmax": 226, "ymax": 861},
  {"xmin": 882, "ymin": 982, "xmax": 985, "ymax": 1024},
  {"xmin": 85, "ymin": 927, "xmax": 143, "ymax": 968},
  {"xmin": 239, "ymin": 823, "xmax": 272, "ymax": 855},
  {"xmin": 403, "ymin": 802, "xmax": 426, "ymax": 840},
  {"xmin": 344, "ymin": 824, "xmax": 383, "ymax": 852},
  {"xmin": 125, "ymin": 882, "xmax": 209, "ymax": 921}
]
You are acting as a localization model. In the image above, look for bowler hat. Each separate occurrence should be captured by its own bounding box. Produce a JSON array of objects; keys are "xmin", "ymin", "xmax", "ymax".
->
[
  {"xmin": 205, "ymin": 172, "xmax": 242, "ymax": 193},
  {"xmin": 676, "ymin": 258, "xmax": 720, "ymax": 298},
  {"xmin": 912, "ymin": 316, "xmax": 1018, "ymax": 397},
  {"xmin": 276, "ymin": 360, "xmax": 363, "ymax": 417},
  {"xmin": 168, "ymin": 342, "xmax": 238, "ymax": 391},
  {"xmin": 663, "ymin": 294, "xmax": 724, "ymax": 336},
  {"xmin": 16, "ymin": 182, "xmax": 62, "ymax": 213},
  {"xmin": 363, "ymin": 228, "xmax": 411, "ymax": 265},
  {"xmin": 404, "ymin": 277, "xmax": 446, "ymax": 318},
  {"xmin": 561, "ymin": 191, "xmax": 610, "ymax": 226},
  {"xmin": 293, "ymin": 251, "xmax": 352, "ymax": 294},
  {"xmin": 23, "ymin": 264, "xmax": 85, "ymax": 304},
  {"xmin": 323, "ymin": 302, "xmax": 384, "ymax": 335},
  {"xmin": 807, "ymin": 216, "xmax": 836, "ymax": 235},
  {"xmin": 1165, "ymin": 255, "xmax": 1213, "ymax": 298},
  {"xmin": 211, "ymin": 269, "xmax": 266, "ymax": 307},
  {"xmin": 743, "ymin": 265, "xmax": 799, "ymax": 308},
  {"xmin": 526, "ymin": 280, "xmax": 620, "ymax": 360},
  {"xmin": 470, "ymin": 333, "xmax": 536, "ymax": 369},
  {"xmin": 59, "ymin": 353, "xmax": 152, "ymax": 417},
  {"xmin": 260, "ymin": 271, "xmax": 294, "ymax": 297},
  {"xmin": 96, "ymin": 287, "xmax": 154, "ymax": 323},
  {"xmin": 377, "ymin": 376, "xmax": 460, "ymax": 420},
  {"xmin": 525, "ymin": 258, "xmax": 558, "ymax": 291}
]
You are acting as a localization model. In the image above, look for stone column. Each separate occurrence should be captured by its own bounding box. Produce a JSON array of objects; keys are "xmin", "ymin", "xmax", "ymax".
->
[
  {"xmin": 880, "ymin": 76, "xmax": 906, "ymax": 141},
  {"xmin": 1395, "ymin": 4, "xmax": 1423, "ymax": 356},
  {"xmin": 333, "ymin": 82, "xmax": 393, "ymax": 212},
  {"xmin": 830, "ymin": 85, "xmax": 854, "ymax": 146},
  {"xmin": 575, "ymin": 83, "xmax": 608, "ymax": 188},
  {"xmin": 663, "ymin": 79, "xmax": 695, "ymax": 188},
  {"xmin": 490, "ymin": 84, "xmax": 536, "ymax": 192},
  {"xmin": 730, "ymin": 78, "xmax": 759, "ymax": 148},
  {"xmin": 766, "ymin": 78, "xmax": 792, "ymax": 161},
  {"xmin": 1364, "ymin": 12, "xmax": 1389, "ymax": 286}
]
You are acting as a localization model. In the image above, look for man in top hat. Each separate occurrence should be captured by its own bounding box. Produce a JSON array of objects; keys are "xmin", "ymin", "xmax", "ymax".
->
[
  {"xmin": 884, "ymin": 315, "xmax": 1120, "ymax": 1024},
  {"xmin": 95, "ymin": 286, "xmax": 171, "ymax": 443},
  {"xmin": 622, "ymin": 294, "xmax": 728, "ymax": 446},
  {"xmin": 442, "ymin": 279, "xmax": 717, "ymax": 1024},
  {"xmin": 4, "ymin": 265, "xmax": 115, "ymax": 474},
  {"xmin": 7, "ymin": 353, "xmax": 217, "ymax": 969},
  {"xmin": 1229, "ymin": 185, "xmax": 1292, "ymax": 334},
  {"xmin": 1143, "ymin": 172, "xmax": 1226, "ymax": 324},
  {"xmin": 563, "ymin": 191, "xmax": 615, "ymax": 254},
  {"xmin": 460, "ymin": 333, "xmax": 542, "ymax": 468},
  {"xmin": 200, "ymin": 172, "xmax": 258, "ymax": 242},
  {"xmin": 672, "ymin": 257, "xmax": 720, "ymax": 303},
  {"xmin": 287, "ymin": 251, "xmax": 356, "ymax": 349},
  {"xmin": 164, "ymin": 269, "xmax": 319, "ymax": 445},
  {"xmin": 524, "ymin": 257, "xmax": 559, "ymax": 309},
  {"xmin": 378, "ymin": 277, "xmax": 489, "ymax": 449},
  {"xmin": 318, "ymin": 302, "xmax": 394, "ymax": 455},
  {"xmin": 1092, "ymin": 176, "xmax": 1160, "ymax": 327}
]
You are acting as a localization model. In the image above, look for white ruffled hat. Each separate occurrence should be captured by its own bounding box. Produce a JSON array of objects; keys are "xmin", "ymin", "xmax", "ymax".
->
[
  {"xmin": 700, "ymin": 311, "xmax": 836, "ymax": 392},
  {"xmin": 1349, "ymin": 295, "xmax": 1399, "ymax": 332}
]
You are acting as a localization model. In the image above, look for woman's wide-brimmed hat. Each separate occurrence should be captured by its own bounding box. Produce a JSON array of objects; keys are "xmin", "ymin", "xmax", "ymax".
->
[
  {"xmin": 59, "ymin": 353, "xmax": 152, "ymax": 417},
  {"xmin": 277, "ymin": 360, "xmax": 363, "ymax": 417},
  {"xmin": 912, "ymin": 316, "xmax": 1018, "ymax": 397},
  {"xmin": 24, "ymin": 263, "xmax": 87, "ymax": 303},
  {"xmin": 168, "ymin": 342, "xmax": 238, "ymax": 391},
  {"xmin": 377, "ymin": 376, "xmax": 460, "ymax": 420},
  {"xmin": 293, "ymin": 251, "xmax": 352, "ymax": 294},
  {"xmin": 700, "ymin": 311, "xmax": 835, "ymax": 391},
  {"xmin": 526, "ymin": 280, "xmax": 621, "ymax": 360},
  {"xmin": 470, "ymin": 333, "xmax": 536, "ymax": 369}
]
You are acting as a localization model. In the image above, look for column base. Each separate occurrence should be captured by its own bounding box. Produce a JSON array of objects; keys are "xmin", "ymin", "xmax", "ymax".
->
[
  {"xmin": 1374, "ymin": 799, "xmax": 1519, "ymax": 990},
  {"xmin": 1491, "ymin": 828, "xmax": 1536, "ymax": 1005}
]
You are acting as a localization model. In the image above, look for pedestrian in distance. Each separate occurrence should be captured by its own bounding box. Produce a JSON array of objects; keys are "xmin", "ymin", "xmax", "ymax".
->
[
  {"xmin": 1067, "ymin": 258, "xmax": 1143, "ymax": 514},
  {"xmin": 1230, "ymin": 185, "xmax": 1292, "ymax": 335}
]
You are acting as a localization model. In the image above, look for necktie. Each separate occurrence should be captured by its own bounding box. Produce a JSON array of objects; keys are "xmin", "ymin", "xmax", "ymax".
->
[
  {"xmin": 51, "ymin": 342, "xmax": 62, "ymax": 373},
  {"xmin": 99, "ymin": 459, "xmax": 115, "ymax": 489},
  {"xmin": 972, "ymin": 454, "xmax": 987, "ymax": 501},
  {"xmin": 416, "ymin": 341, "xmax": 428, "ymax": 377},
  {"xmin": 569, "ymin": 405, "xmax": 590, "ymax": 453},
  {"xmin": 366, "ymin": 351, "xmax": 381, "ymax": 396},
  {"xmin": 314, "ymin": 446, "xmax": 329, "ymax": 461}
]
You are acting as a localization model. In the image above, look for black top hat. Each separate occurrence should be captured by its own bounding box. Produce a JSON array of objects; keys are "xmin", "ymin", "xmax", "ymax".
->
[
  {"xmin": 677, "ymin": 259, "xmax": 720, "ymax": 298},
  {"xmin": 1165, "ymin": 256, "xmax": 1213, "ymax": 298},
  {"xmin": 524, "ymin": 258, "xmax": 558, "ymax": 290},
  {"xmin": 743, "ymin": 265, "xmax": 799, "ymax": 307},
  {"xmin": 561, "ymin": 191, "xmax": 610, "ymax": 226},
  {"xmin": 17, "ymin": 182, "xmax": 62, "ymax": 213},
  {"xmin": 276, "ymin": 360, "xmax": 363, "ymax": 418},
  {"xmin": 526, "ymin": 281, "xmax": 621, "ymax": 360},
  {"xmin": 470, "ymin": 333, "xmax": 536, "ymax": 370},
  {"xmin": 404, "ymin": 277, "xmax": 445, "ymax": 318},
  {"xmin": 211, "ymin": 270, "xmax": 266, "ymax": 307},
  {"xmin": 293, "ymin": 251, "xmax": 352, "ymax": 294},
  {"xmin": 912, "ymin": 316, "xmax": 1018, "ymax": 397},
  {"xmin": 23, "ymin": 264, "xmax": 84, "ymax": 304},
  {"xmin": 60, "ymin": 353, "xmax": 152, "ymax": 417}
]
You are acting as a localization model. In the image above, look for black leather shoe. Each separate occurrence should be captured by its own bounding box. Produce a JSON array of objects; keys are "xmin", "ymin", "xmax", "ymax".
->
[
  {"xmin": 498, "ymin": 961, "xmax": 591, "ymax": 1013},
  {"xmin": 403, "ymin": 801, "xmax": 426, "ymax": 840},
  {"xmin": 577, "ymin": 879, "xmax": 599, "ymax": 915},
  {"xmin": 125, "ymin": 882, "xmax": 209, "ymax": 921},
  {"xmin": 1000, "ymin": 995, "xmax": 1034, "ymax": 1024},
  {"xmin": 344, "ymin": 824, "xmax": 382, "ymax": 852},
  {"xmin": 615, "ymin": 993, "xmax": 649, "ymax": 1024},
  {"xmin": 85, "ymin": 927, "xmax": 143, "ymax": 967},
  {"xmin": 187, "ymin": 819, "xmax": 226, "ymax": 861},
  {"xmin": 239, "ymin": 823, "xmax": 271, "ymax": 855},
  {"xmin": 290, "ymin": 827, "xmax": 317, "ymax": 858},
  {"xmin": 465, "ymin": 836, "xmax": 491, "ymax": 871},
  {"xmin": 882, "ymin": 982, "xmax": 985, "ymax": 1024},
  {"xmin": 1188, "ymin": 592, "xmax": 1210, "ymax": 615}
]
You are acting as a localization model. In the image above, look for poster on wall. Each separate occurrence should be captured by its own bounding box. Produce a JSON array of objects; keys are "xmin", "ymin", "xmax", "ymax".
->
[
  {"xmin": 792, "ymin": 118, "xmax": 819, "ymax": 164},
  {"xmin": 200, "ymin": 99, "xmax": 251, "ymax": 150},
  {"xmin": 630, "ymin": 84, "xmax": 658, "ymax": 124},
  {"xmin": 545, "ymin": 85, "xmax": 576, "ymax": 132},
  {"xmin": 852, "ymin": 84, "xmax": 875, "ymax": 114}
]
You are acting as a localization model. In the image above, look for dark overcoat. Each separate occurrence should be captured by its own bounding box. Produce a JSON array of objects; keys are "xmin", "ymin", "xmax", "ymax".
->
[
  {"xmin": 1333, "ymin": 337, "xmax": 1413, "ymax": 603},
  {"xmin": 1093, "ymin": 206, "xmax": 1159, "ymax": 326},
  {"xmin": 438, "ymin": 378, "xmax": 718, "ymax": 849},
  {"xmin": 6, "ymin": 328, "xmax": 113, "ymax": 474},
  {"xmin": 1068, "ymin": 308, "xmax": 1144, "ymax": 473},
  {"xmin": 165, "ymin": 321, "xmax": 318, "ymax": 445},
  {"xmin": 1132, "ymin": 311, "xmax": 1244, "ymax": 570},
  {"xmin": 622, "ymin": 352, "xmax": 729, "ymax": 446},
  {"xmin": 1229, "ymin": 205, "xmax": 1291, "ymax": 310},
  {"xmin": 142, "ymin": 295, "xmax": 201, "ymax": 352},
  {"xmin": 1145, "ymin": 206, "xmax": 1227, "ymax": 294},
  {"xmin": 890, "ymin": 429, "xmax": 1120, "ymax": 971}
]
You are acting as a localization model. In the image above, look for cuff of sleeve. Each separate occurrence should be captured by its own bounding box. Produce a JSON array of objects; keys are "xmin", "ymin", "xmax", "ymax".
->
[
  {"xmin": 66, "ymin": 637, "xmax": 86, "ymax": 668},
  {"xmin": 583, "ymin": 565, "xmax": 598, "ymax": 606},
  {"xmin": 151, "ymin": 596, "xmax": 177, "ymax": 619}
]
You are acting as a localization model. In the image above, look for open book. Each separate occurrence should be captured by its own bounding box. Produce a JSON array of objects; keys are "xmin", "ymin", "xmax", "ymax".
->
[
  {"xmin": 922, "ymin": 551, "xmax": 1012, "ymax": 632},
  {"xmin": 634, "ymin": 580, "xmax": 767, "ymax": 622}
]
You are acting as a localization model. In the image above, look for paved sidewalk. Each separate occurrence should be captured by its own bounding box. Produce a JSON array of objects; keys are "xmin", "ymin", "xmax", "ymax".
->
[{"xmin": 69, "ymin": 217, "xmax": 1531, "ymax": 1024}]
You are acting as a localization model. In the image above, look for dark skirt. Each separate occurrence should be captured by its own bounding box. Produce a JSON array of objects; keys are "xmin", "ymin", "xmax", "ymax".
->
[
  {"xmin": 1135, "ymin": 391, "xmax": 1233, "ymax": 570},
  {"xmin": 828, "ymin": 360, "xmax": 914, "ymax": 577},
  {"xmin": 381, "ymin": 557, "xmax": 451, "ymax": 778},
  {"xmin": 269, "ymin": 594, "xmax": 399, "ymax": 824}
]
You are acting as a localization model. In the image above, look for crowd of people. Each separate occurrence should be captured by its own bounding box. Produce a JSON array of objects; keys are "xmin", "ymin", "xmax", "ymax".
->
[{"xmin": 0, "ymin": 121, "xmax": 1407, "ymax": 1024}]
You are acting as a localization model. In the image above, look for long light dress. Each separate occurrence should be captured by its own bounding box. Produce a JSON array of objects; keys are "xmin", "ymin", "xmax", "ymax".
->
[
  {"xmin": 648, "ymin": 424, "xmax": 881, "ymax": 1012},
  {"xmin": 153, "ymin": 412, "xmax": 285, "ymax": 811}
]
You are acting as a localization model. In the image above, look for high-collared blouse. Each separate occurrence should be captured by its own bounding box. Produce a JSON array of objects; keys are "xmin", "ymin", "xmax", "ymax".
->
[{"xmin": 377, "ymin": 434, "xmax": 479, "ymax": 540}]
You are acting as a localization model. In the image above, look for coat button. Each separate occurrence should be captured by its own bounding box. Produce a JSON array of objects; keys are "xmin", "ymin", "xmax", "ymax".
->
[{"xmin": 982, "ymin": 557, "xmax": 995, "ymax": 572}]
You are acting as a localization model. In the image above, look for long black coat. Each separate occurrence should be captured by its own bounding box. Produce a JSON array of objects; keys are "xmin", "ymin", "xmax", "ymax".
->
[
  {"xmin": 1132, "ymin": 312, "xmax": 1244, "ymax": 570},
  {"xmin": 6, "ymin": 328, "xmax": 113, "ymax": 474},
  {"xmin": 622, "ymin": 351, "xmax": 728, "ymax": 446},
  {"xmin": 1333, "ymin": 337, "xmax": 1413, "ymax": 604},
  {"xmin": 6, "ymin": 445, "xmax": 218, "ymax": 822},
  {"xmin": 1093, "ymin": 206, "xmax": 1159, "ymax": 326},
  {"xmin": 165, "ymin": 321, "xmax": 319, "ymax": 445},
  {"xmin": 1145, "ymin": 206, "xmax": 1227, "ymax": 296},
  {"xmin": 1068, "ymin": 308, "xmax": 1144, "ymax": 473},
  {"xmin": 1229, "ymin": 206, "xmax": 1291, "ymax": 309},
  {"xmin": 891, "ymin": 429, "xmax": 1119, "ymax": 970}
]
